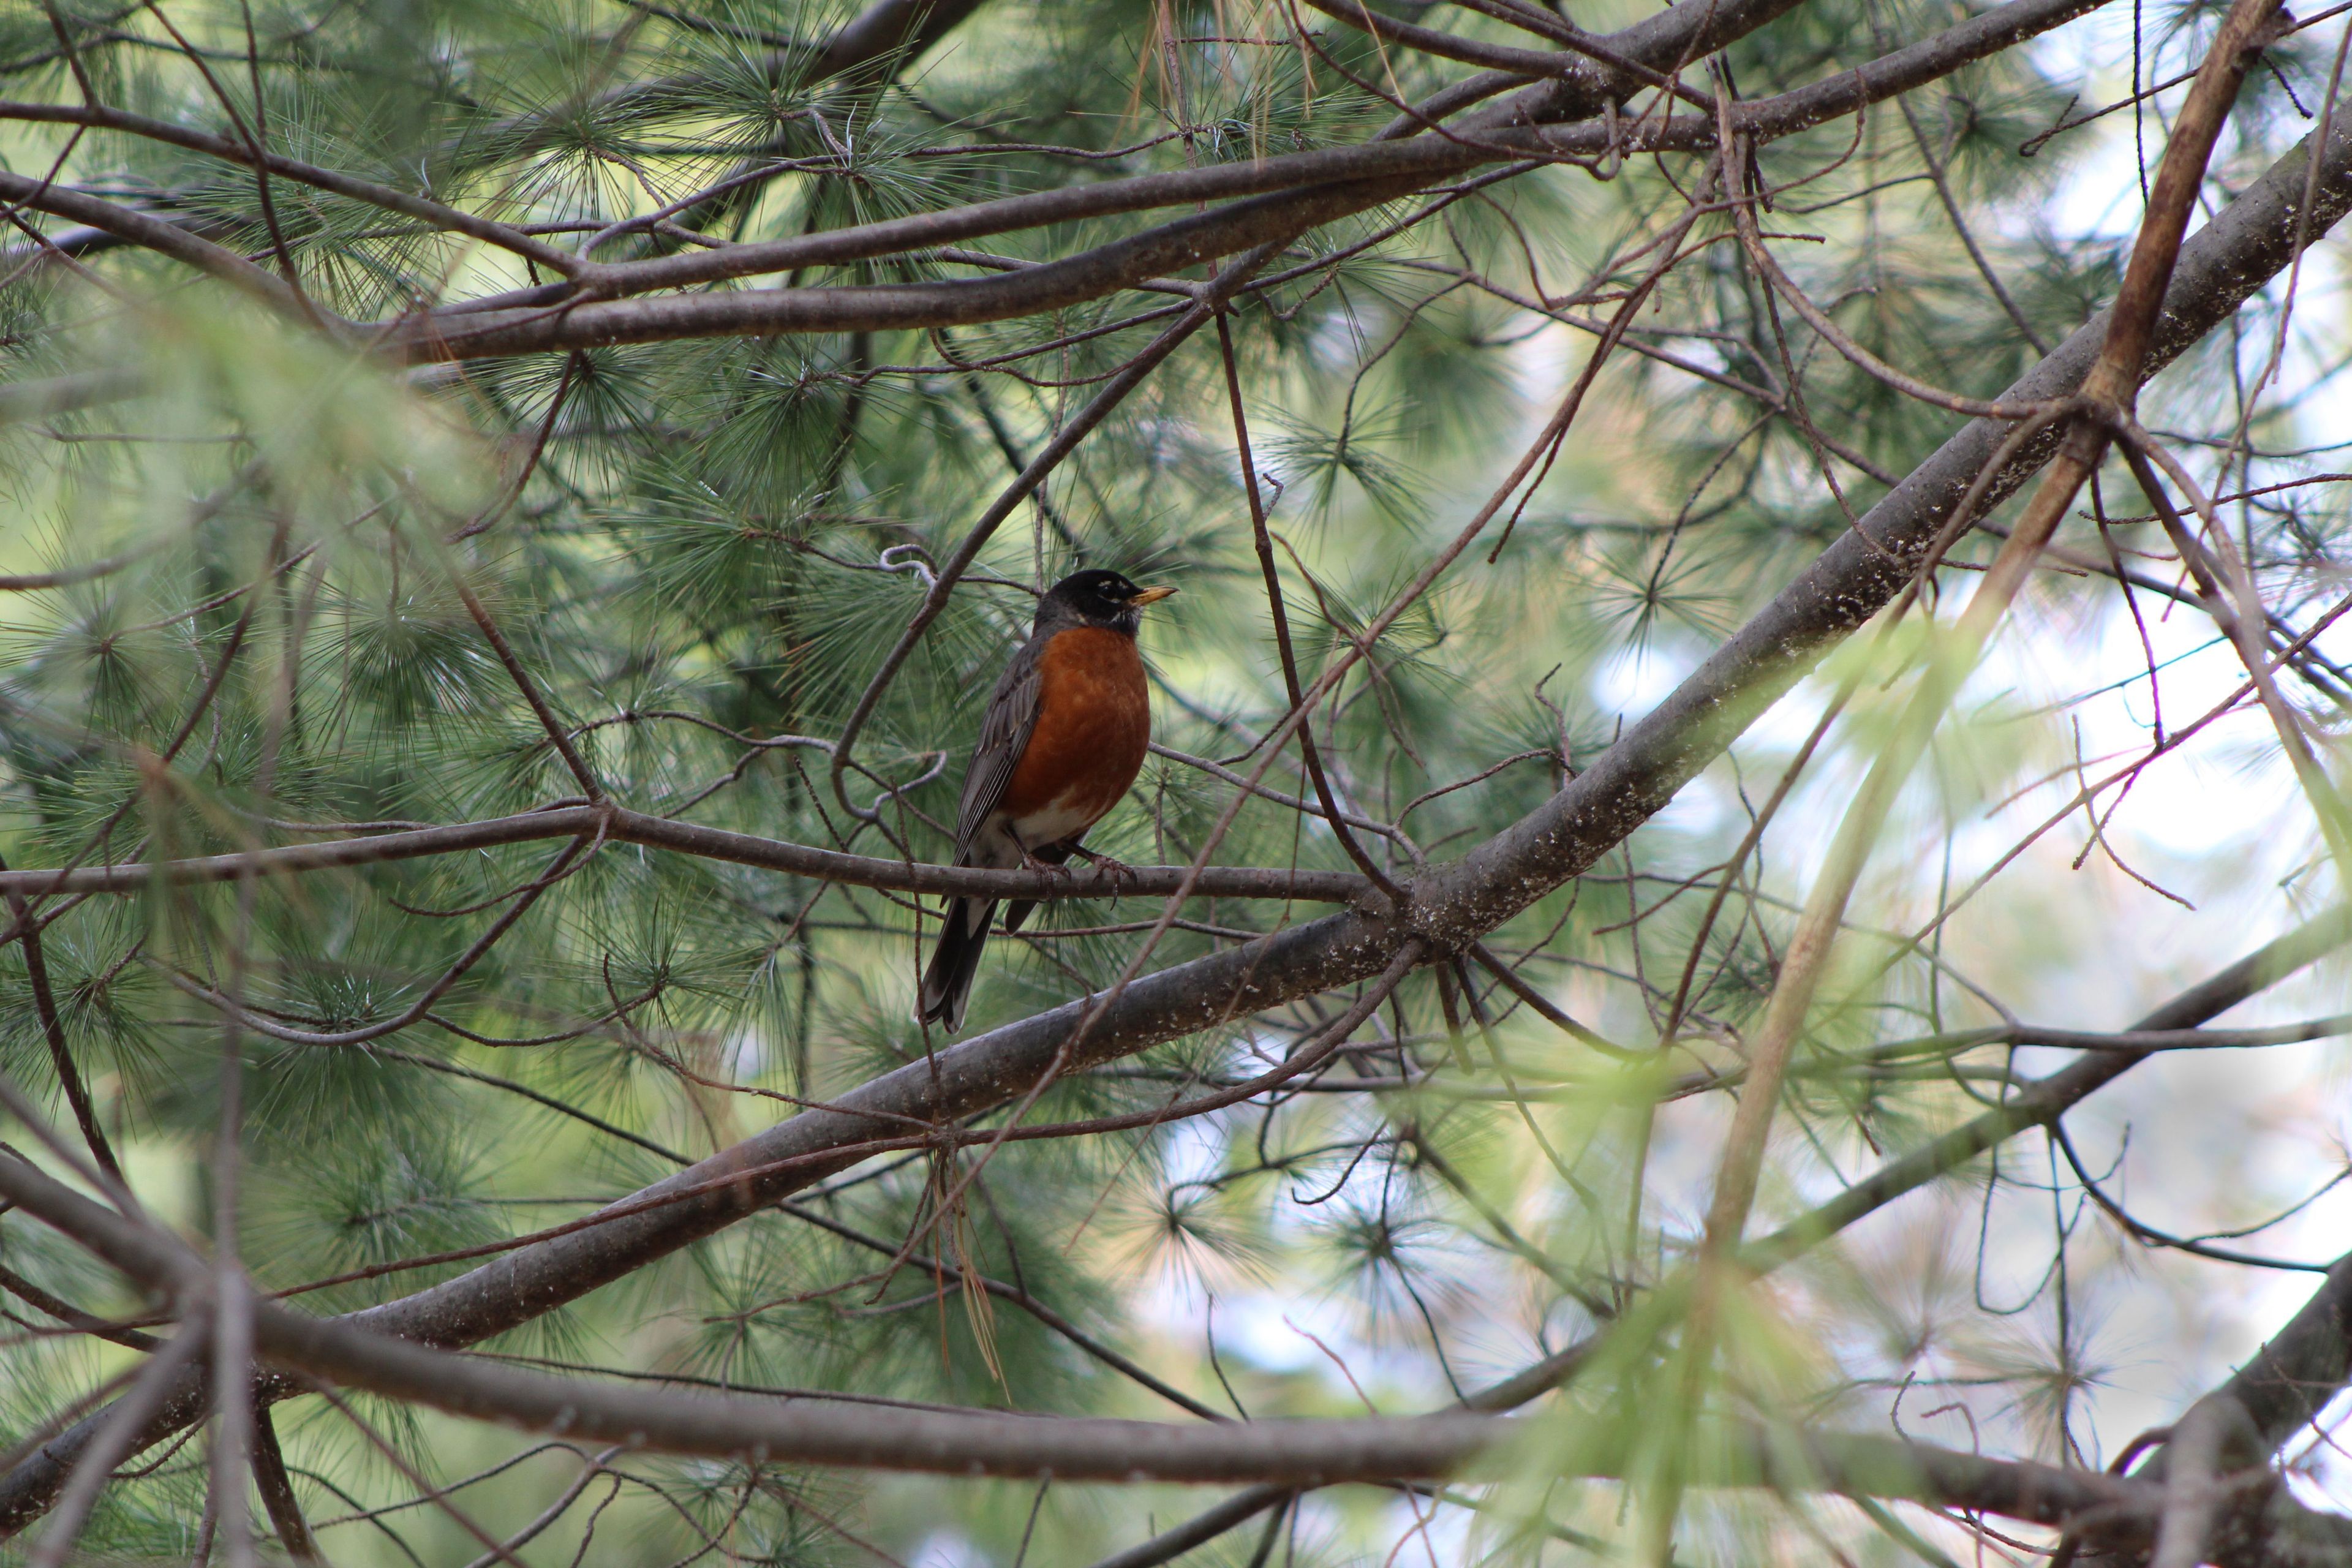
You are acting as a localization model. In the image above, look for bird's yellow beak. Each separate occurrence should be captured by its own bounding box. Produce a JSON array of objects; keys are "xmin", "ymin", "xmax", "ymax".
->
[{"xmin": 1130, "ymin": 586, "xmax": 1178, "ymax": 605}]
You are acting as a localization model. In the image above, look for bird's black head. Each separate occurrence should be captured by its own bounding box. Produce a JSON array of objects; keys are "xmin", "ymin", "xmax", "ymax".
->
[{"xmin": 1039, "ymin": 568, "xmax": 1177, "ymax": 636}]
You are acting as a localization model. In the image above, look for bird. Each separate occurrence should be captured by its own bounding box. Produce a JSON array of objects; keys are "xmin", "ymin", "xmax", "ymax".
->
[{"xmin": 918, "ymin": 568, "xmax": 1177, "ymax": 1033}]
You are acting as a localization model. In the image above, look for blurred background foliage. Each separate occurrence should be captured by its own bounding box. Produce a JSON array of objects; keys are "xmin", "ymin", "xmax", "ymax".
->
[{"xmin": 0, "ymin": 0, "xmax": 2350, "ymax": 1562}]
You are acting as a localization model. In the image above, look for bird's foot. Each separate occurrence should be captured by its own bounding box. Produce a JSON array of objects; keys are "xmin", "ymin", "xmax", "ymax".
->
[
  {"xmin": 1019, "ymin": 846, "xmax": 1075, "ymax": 880},
  {"xmin": 1068, "ymin": 845, "xmax": 1137, "ymax": 885}
]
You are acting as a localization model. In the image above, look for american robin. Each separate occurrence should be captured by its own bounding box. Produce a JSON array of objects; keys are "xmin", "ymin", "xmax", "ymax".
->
[{"xmin": 918, "ymin": 568, "xmax": 1178, "ymax": 1033}]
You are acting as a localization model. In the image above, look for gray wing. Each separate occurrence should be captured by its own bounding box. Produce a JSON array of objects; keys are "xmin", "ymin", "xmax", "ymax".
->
[{"xmin": 952, "ymin": 633, "xmax": 1046, "ymax": 862}]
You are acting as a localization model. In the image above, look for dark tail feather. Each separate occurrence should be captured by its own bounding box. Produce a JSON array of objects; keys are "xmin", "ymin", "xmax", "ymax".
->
[{"xmin": 919, "ymin": 897, "xmax": 997, "ymax": 1033}]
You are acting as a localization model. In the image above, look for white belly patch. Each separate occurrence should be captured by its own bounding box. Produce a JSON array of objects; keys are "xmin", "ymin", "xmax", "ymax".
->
[{"xmin": 1007, "ymin": 793, "xmax": 1101, "ymax": 848}]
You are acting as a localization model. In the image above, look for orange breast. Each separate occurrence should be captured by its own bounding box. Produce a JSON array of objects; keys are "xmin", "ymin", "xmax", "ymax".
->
[{"xmin": 999, "ymin": 627, "xmax": 1152, "ymax": 830}]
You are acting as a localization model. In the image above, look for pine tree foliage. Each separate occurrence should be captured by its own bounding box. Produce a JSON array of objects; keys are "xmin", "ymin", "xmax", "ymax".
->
[{"xmin": 0, "ymin": 0, "xmax": 2349, "ymax": 1562}]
